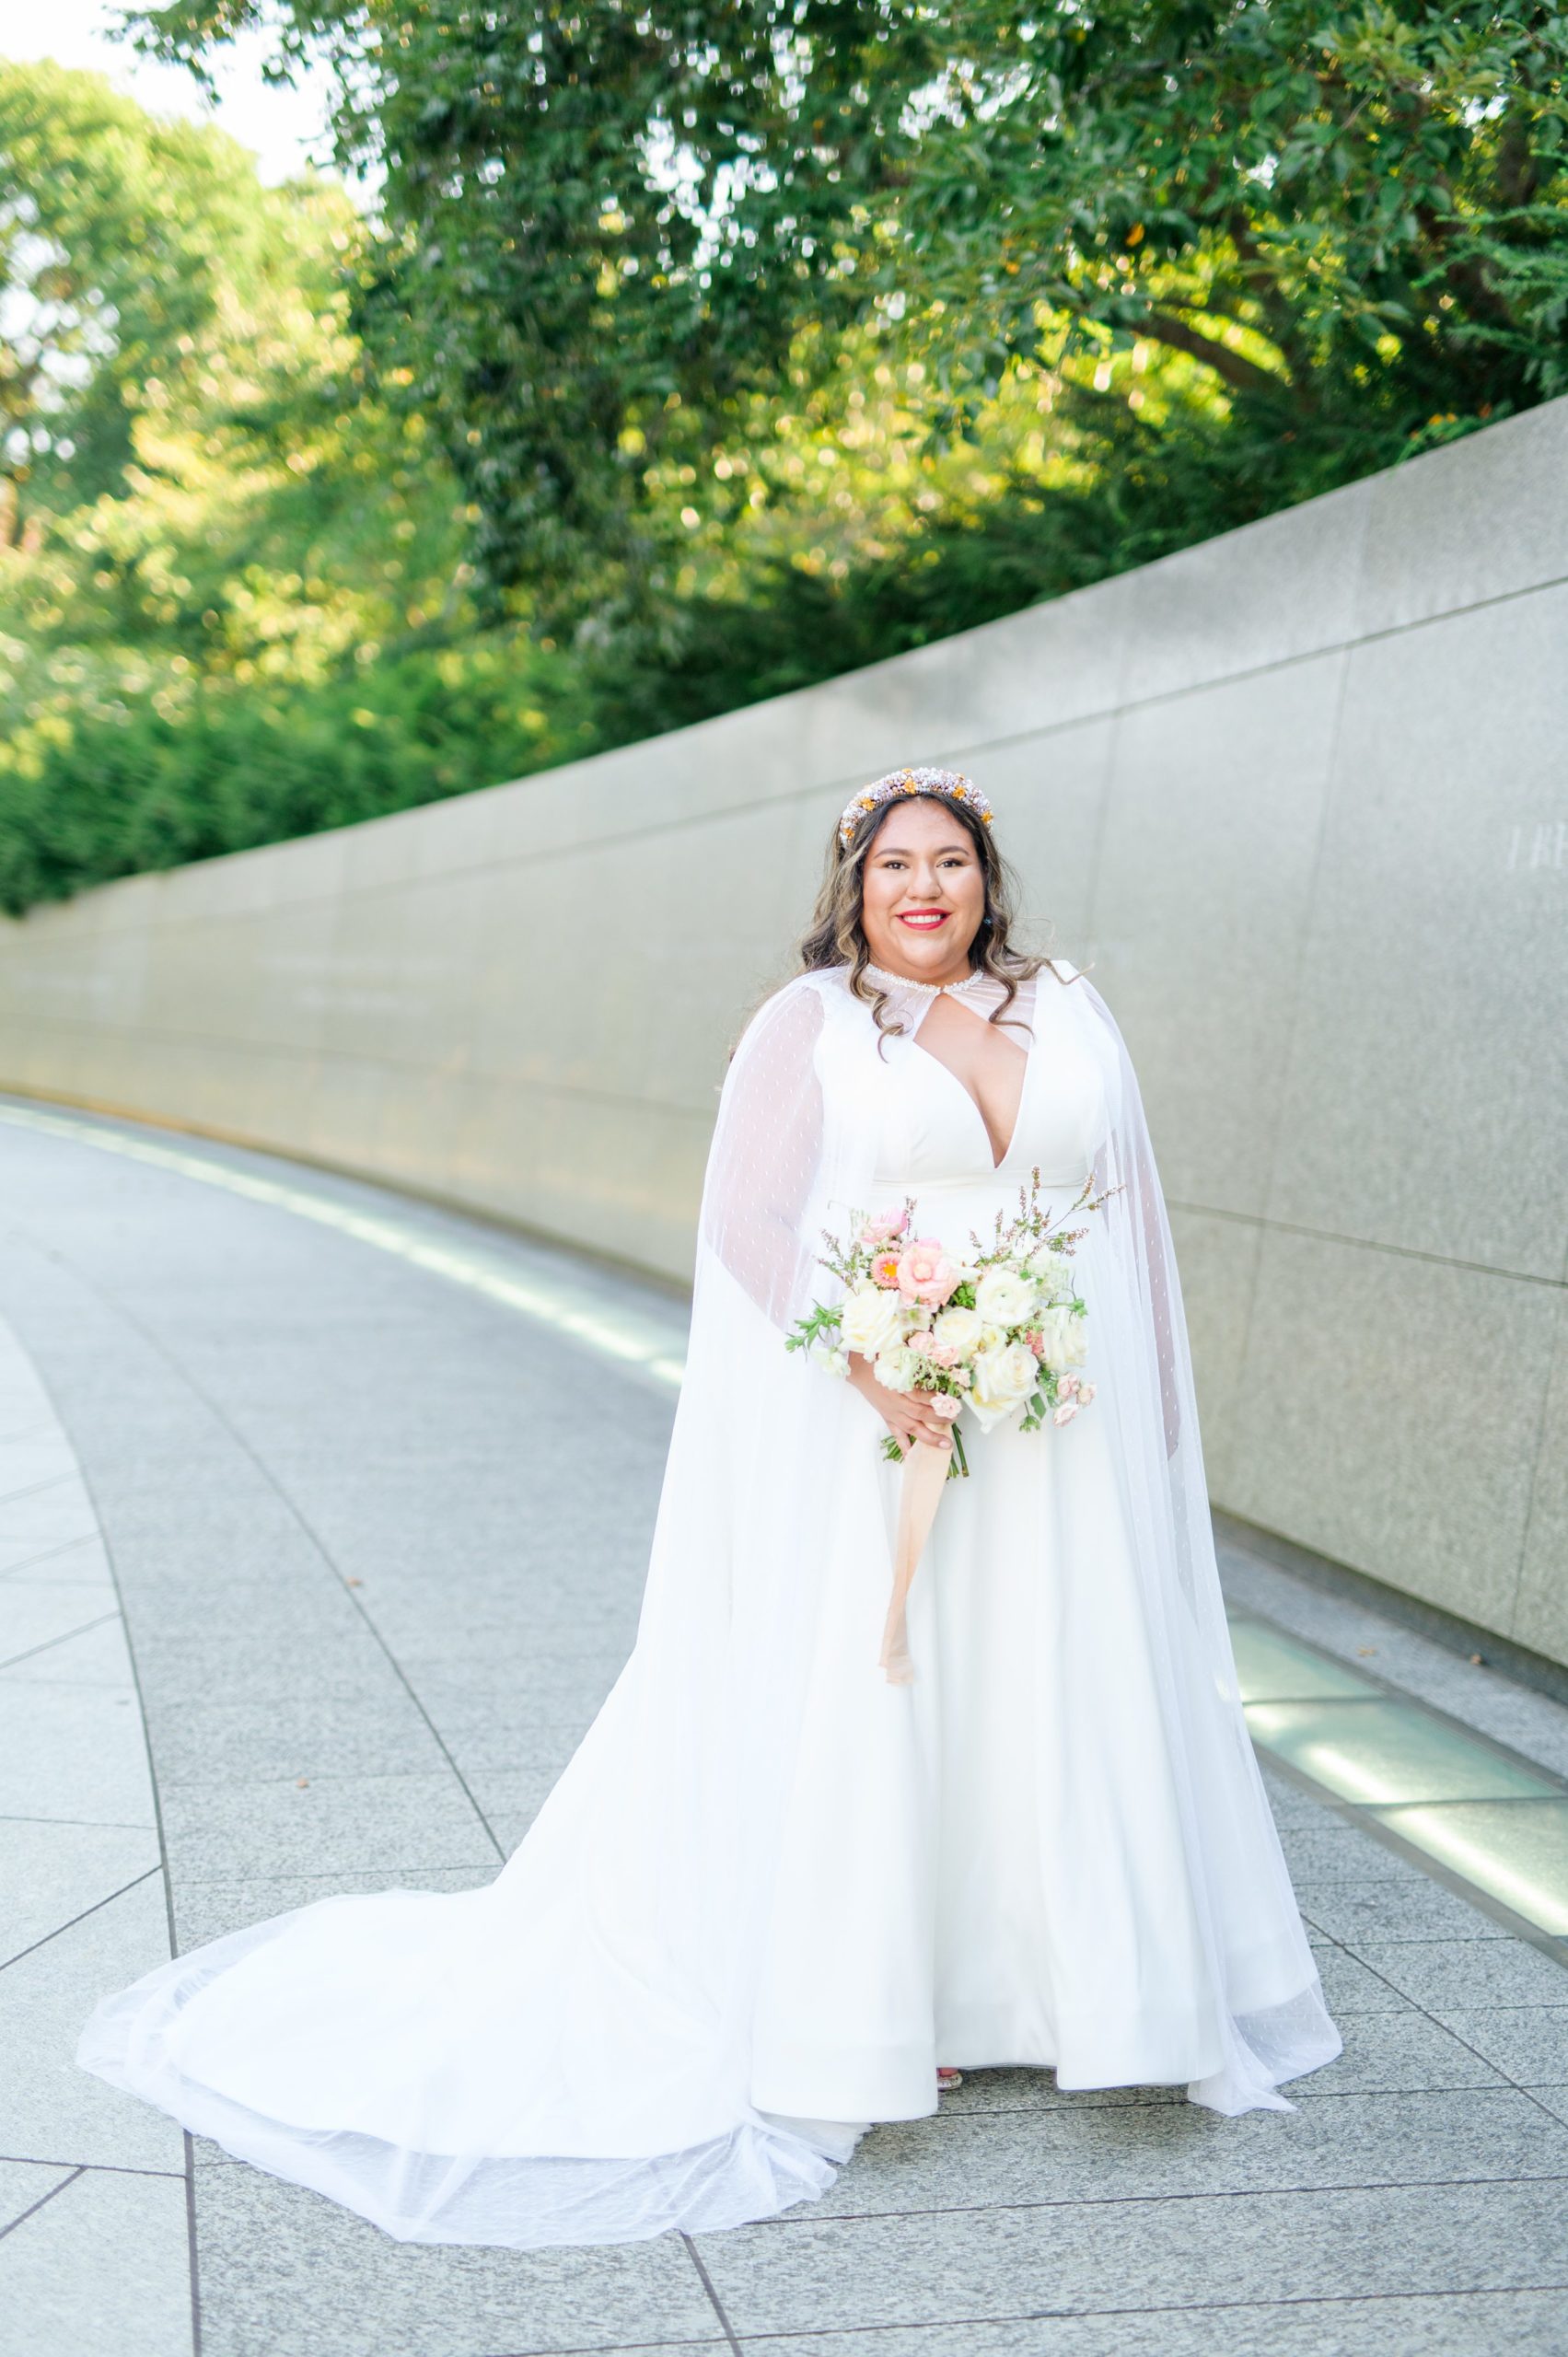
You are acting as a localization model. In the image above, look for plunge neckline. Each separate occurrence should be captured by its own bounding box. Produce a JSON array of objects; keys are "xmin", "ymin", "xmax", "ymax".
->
[{"xmin": 908, "ymin": 995, "xmax": 1030, "ymax": 1174}]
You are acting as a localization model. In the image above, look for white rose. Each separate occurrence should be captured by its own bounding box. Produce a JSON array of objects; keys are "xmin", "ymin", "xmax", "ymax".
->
[
  {"xmin": 969, "ymin": 1339, "xmax": 1040, "ymax": 1430},
  {"xmin": 1036, "ymin": 1304, "xmax": 1088, "ymax": 1374},
  {"xmin": 841, "ymin": 1283, "xmax": 903, "ymax": 1360},
  {"xmin": 974, "ymin": 1265, "xmax": 1039, "ymax": 1327},
  {"xmin": 873, "ymin": 1345, "xmax": 922, "ymax": 1395},
  {"xmin": 932, "ymin": 1303, "xmax": 985, "ymax": 1357}
]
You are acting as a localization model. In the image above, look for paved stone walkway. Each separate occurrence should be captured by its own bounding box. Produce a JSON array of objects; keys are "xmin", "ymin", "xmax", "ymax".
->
[{"xmin": 1, "ymin": 1105, "xmax": 1565, "ymax": 2356}]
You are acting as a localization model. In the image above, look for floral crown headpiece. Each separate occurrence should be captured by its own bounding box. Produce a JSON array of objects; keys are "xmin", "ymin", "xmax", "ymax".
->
[{"xmin": 837, "ymin": 765, "xmax": 993, "ymax": 851}]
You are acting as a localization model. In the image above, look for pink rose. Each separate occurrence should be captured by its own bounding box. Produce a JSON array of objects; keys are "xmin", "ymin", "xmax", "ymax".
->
[
  {"xmin": 895, "ymin": 1237, "xmax": 960, "ymax": 1308},
  {"xmin": 927, "ymin": 1393, "xmax": 962, "ymax": 1422},
  {"xmin": 906, "ymin": 1329, "xmax": 936, "ymax": 1355},
  {"xmin": 1052, "ymin": 1399, "xmax": 1079, "ymax": 1427},
  {"xmin": 1057, "ymin": 1372, "xmax": 1079, "ymax": 1399},
  {"xmin": 858, "ymin": 1209, "xmax": 911, "ymax": 1248},
  {"xmin": 924, "ymin": 1339, "xmax": 960, "ymax": 1368},
  {"xmin": 1076, "ymin": 1381, "xmax": 1096, "ymax": 1407}
]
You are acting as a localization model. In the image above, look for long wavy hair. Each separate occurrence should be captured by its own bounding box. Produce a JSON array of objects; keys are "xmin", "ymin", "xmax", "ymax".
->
[{"xmin": 796, "ymin": 789, "xmax": 1045, "ymax": 1039}]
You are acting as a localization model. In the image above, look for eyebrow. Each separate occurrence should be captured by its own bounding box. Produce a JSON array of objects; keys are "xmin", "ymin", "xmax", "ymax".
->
[{"xmin": 871, "ymin": 836, "xmax": 975, "ymax": 857}]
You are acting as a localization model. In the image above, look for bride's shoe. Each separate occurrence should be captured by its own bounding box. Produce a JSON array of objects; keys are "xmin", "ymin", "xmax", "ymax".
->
[{"xmin": 936, "ymin": 2066, "xmax": 963, "ymax": 2091}]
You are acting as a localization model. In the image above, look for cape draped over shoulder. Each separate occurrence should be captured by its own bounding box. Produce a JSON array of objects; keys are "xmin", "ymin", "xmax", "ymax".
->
[{"xmin": 78, "ymin": 958, "xmax": 1339, "ymax": 2249}]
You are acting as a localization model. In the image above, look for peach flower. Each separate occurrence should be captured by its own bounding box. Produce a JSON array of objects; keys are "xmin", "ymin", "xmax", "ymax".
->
[{"xmin": 895, "ymin": 1237, "xmax": 961, "ymax": 1308}]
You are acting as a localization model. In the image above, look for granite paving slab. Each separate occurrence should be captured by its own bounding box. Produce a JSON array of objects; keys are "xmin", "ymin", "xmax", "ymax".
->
[
  {"xmin": 1427, "ymin": 2007, "xmax": 1568, "ymax": 2085},
  {"xmin": 1344, "ymin": 1938, "xmax": 1568, "ymax": 2011},
  {"xmin": 0, "ymin": 1875, "xmax": 184, "ymax": 2174},
  {"xmin": 0, "ymin": 1531, "xmax": 111, "ymax": 1584},
  {"xmin": 1262, "ymin": 2011, "xmax": 1505, "ymax": 2097},
  {"xmin": 1, "ymin": 1613, "xmax": 135, "ymax": 1688},
  {"xmin": 0, "ymin": 1817, "xmax": 162, "ymax": 1967},
  {"xmin": 1297, "ymin": 1876, "xmax": 1517, "ymax": 1945},
  {"xmin": 692, "ymin": 2179, "xmax": 1568, "ymax": 2337},
  {"xmin": 156, "ymin": 1768, "xmax": 502, "ymax": 1884},
  {"xmin": 0, "ymin": 2155, "xmax": 76, "ymax": 2234},
  {"xmin": 0, "ymin": 1580, "xmax": 121, "ymax": 1666},
  {"xmin": 742, "ymin": 2291, "xmax": 1568, "ymax": 2356},
  {"xmin": 0, "ymin": 1683, "xmax": 154, "ymax": 1827},
  {"xmin": 803, "ymin": 2086, "xmax": 1568, "ymax": 2221},
  {"xmin": 0, "ymin": 2165, "xmax": 193, "ymax": 2357},
  {"xmin": 1276, "ymin": 1823, "xmax": 1431, "ymax": 1882},
  {"xmin": 0, "ymin": 1476, "xmax": 99, "ymax": 1562},
  {"xmin": 172, "ymin": 1864, "xmax": 497, "ymax": 1954},
  {"xmin": 192, "ymin": 2162, "xmax": 722, "ymax": 2357},
  {"xmin": 1305, "ymin": 1942, "xmax": 1423, "ymax": 2015}
]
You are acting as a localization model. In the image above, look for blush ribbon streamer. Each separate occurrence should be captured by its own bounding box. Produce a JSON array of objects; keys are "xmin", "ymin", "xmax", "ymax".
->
[{"xmin": 878, "ymin": 1439, "xmax": 951, "ymax": 1683}]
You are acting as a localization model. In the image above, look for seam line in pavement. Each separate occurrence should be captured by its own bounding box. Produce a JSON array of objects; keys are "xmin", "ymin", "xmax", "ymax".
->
[
  {"xmin": 0, "ymin": 2165, "xmax": 86, "ymax": 2248},
  {"xmin": 0, "ymin": 2153, "xmax": 186, "ymax": 2179},
  {"xmin": 0, "ymin": 1609, "xmax": 121, "ymax": 1673},
  {"xmin": 0, "ymin": 1813, "xmax": 156, "ymax": 1831},
  {"xmin": 0, "ymin": 1469, "xmax": 87, "ymax": 1510},
  {"xmin": 682, "ymin": 2232, "xmax": 745, "ymax": 2354},
  {"xmin": 0, "ymin": 1532, "xmax": 106, "ymax": 1582},
  {"xmin": 1, "ymin": 1865, "xmax": 162, "ymax": 1976},
  {"xmin": 742, "ymin": 2167, "xmax": 1568, "ymax": 2231},
  {"xmin": 185, "ymin": 2130, "xmax": 203, "ymax": 2357}
]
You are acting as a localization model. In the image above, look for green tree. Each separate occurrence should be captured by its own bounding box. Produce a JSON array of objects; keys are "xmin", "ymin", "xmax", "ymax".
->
[
  {"xmin": 0, "ymin": 60, "xmax": 598, "ymax": 912},
  {"xmin": 884, "ymin": 0, "xmax": 1568, "ymax": 505},
  {"xmin": 0, "ymin": 59, "xmax": 333, "ymax": 526},
  {"xmin": 131, "ymin": 0, "xmax": 1568, "ymax": 613}
]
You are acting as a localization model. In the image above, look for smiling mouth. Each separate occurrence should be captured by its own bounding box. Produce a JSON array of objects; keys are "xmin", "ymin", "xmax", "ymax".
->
[{"xmin": 899, "ymin": 911, "xmax": 949, "ymax": 929}]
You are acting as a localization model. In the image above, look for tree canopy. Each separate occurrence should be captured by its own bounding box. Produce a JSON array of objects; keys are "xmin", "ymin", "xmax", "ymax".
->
[
  {"xmin": 131, "ymin": 0, "xmax": 1568, "ymax": 617},
  {"xmin": 0, "ymin": 58, "xmax": 597, "ymax": 913}
]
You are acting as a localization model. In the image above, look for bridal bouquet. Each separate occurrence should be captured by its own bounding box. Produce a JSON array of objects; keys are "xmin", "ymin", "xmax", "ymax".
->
[
  {"xmin": 786, "ymin": 1169, "xmax": 1118, "ymax": 1683},
  {"xmin": 785, "ymin": 1167, "xmax": 1116, "ymax": 1480}
]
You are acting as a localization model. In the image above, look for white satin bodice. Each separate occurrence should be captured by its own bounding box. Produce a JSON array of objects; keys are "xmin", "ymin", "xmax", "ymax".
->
[{"xmin": 869, "ymin": 970, "xmax": 1116, "ymax": 1233}]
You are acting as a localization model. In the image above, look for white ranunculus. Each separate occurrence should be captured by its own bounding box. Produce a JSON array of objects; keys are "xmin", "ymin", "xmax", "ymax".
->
[
  {"xmin": 932, "ymin": 1303, "xmax": 985, "ymax": 1357},
  {"xmin": 841, "ymin": 1283, "xmax": 903, "ymax": 1360},
  {"xmin": 1036, "ymin": 1304, "xmax": 1089, "ymax": 1374},
  {"xmin": 873, "ymin": 1345, "xmax": 922, "ymax": 1395},
  {"xmin": 974, "ymin": 1265, "xmax": 1039, "ymax": 1327},
  {"xmin": 969, "ymin": 1339, "xmax": 1040, "ymax": 1430}
]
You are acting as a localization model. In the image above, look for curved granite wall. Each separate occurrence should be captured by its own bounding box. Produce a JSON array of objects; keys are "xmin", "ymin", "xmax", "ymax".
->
[{"xmin": 1, "ymin": 401, "xmax": 1565, "ymax": 1662}]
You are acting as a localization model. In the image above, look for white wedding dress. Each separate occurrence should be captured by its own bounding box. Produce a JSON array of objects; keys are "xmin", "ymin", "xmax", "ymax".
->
[{"xmin": 80, "ymin": 958, "xmax": 1340, "ymax": 2247}]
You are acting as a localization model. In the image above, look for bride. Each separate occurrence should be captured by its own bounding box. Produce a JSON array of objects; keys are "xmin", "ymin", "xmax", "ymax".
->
[{"xmin": 80, "ymin": 764, "xmax": 1340, "ymax": 2247}]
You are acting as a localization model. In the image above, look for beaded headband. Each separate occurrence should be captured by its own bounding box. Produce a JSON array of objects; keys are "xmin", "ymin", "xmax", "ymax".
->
[{"xmin": 837, "ymin": 765, "xmax": 993, "ymax": 851}]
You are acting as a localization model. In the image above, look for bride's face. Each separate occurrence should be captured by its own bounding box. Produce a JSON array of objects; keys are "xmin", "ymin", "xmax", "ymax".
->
[{"xmin": 859, "ymin": 797, "xmax": 987, "ymax": 981}]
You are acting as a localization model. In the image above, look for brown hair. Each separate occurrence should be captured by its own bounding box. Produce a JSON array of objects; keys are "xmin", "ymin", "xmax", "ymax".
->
[{"xmin": 796, "ymin": 788, "xmax": 1045, "ymax": 1038}]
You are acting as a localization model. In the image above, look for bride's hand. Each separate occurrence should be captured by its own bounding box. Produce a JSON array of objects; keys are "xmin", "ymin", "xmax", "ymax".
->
[{"xmin": 846, "ymin": 1353, "xmax": 953, "ymax": 1455}]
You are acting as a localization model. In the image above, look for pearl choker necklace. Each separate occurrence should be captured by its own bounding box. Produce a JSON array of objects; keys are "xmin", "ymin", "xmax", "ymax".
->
[{"xmin": 864, "ymin": 961, "xmax": 991, "ymax": 1000}]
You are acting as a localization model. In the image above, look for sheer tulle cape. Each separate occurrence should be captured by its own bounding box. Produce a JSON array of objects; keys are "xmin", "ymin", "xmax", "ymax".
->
[{"xmin": 78, "ymin": 961, "xmax": 1339, "ymax": 2248}]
